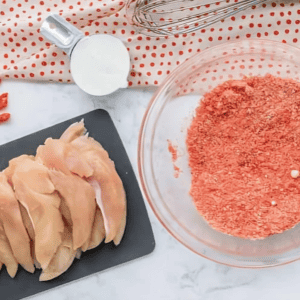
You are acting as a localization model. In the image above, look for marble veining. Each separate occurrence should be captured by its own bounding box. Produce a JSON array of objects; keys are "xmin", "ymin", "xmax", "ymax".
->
[{"xmin": 1, "ymin": 80, "xmax": 300, "ymax": 300}]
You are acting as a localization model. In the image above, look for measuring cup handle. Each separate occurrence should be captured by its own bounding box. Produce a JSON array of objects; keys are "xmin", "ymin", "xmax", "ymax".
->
[{"xmin": 40, "ymin": 14, "xmax": 84, "ymax": 57}]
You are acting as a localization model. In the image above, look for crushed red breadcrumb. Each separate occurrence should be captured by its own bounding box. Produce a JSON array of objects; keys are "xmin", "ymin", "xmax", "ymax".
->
[
  {"xmin": 187, "ymin": 74, "xmax": 300, "ymax": 239},
  {"xmin": 167, "ymin": 139, "xmax": 181, "ymax": 178}
]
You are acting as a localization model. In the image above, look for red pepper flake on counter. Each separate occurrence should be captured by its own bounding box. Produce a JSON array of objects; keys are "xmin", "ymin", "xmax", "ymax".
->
[
  {"xmin": 0, "ymin": 91, "xmax": 10, "ymax": 124},
  {"xmin": 0, "ymin": 113, "xmax": 10, "ymax": 123},
  {"xmin": 167, "ymin": 139, "xmax": 181, "ymax": 178},
  {"xmin": 187, "ymin": 74, "xmax": 300, "ymax": 239},
  {"xmin": 0, "ymin": 93, "xmax": 8, "ymax": 110}
]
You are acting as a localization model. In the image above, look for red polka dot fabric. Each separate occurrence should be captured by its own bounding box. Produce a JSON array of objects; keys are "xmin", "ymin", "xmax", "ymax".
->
[{"xmin": 0, "ymin": 0, "xmax": 300, "ymax": 87}]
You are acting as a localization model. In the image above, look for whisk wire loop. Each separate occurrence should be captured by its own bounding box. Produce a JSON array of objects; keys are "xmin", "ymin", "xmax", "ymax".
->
[{"xmin": 130, "ymin": 0, "xmax": 268, "ymax": 36}]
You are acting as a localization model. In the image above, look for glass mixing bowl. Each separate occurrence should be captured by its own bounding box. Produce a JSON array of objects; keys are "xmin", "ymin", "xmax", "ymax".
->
[{"xmin": 138, "ymin": 39, "xmax": 300, "ymax": 268}]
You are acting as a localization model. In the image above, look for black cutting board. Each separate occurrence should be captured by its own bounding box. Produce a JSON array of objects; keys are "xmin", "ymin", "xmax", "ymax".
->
[{"xmin": 0, "ymin": 109, "xmax": 155, "ymax": 300}]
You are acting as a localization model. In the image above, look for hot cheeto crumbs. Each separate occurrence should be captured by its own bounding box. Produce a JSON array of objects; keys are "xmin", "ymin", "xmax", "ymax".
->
[
  {"xmin": 187, "ymin": 74, "xmax": 300, "ymax": 239},
  {"xmin": 167, "ymin": 139, "xmax": 181, "ymax": 178}
]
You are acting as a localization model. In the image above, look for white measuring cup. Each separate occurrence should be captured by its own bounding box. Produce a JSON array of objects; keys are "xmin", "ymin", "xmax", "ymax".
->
[{"xmin": 40, "ymin": 14, "xmax": 130, "ymax": 96}]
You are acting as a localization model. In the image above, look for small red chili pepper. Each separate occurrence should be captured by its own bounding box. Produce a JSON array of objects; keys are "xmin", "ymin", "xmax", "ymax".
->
[
  {"xmin": 0, "ymin": 93, "xmax": 8, "ymax": 110},
  {"xmin": 0, "ymin": 113, "xmax": 10, "ymax": 123}
]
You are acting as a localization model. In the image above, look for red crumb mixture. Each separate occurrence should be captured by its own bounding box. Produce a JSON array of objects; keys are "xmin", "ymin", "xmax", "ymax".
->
[
  {"xmin": 168, "ymin": 139, "xmax": 178, "ymax": 162},
  {"xmin": 187, "ymin": 74, "xmax": 300, "ymax": 239},
  {"xmin": 167, "ymin": 139, "xmax": 181, "ymax": 178}
]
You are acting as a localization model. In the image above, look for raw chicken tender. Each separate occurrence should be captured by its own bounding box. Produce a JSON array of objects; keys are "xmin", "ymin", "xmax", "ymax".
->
[
  {"xmin": 85, "ymin": 207, "xmax": 105, "ymax": 250},
  {"xmin": 0, "ymin": 223, "xmax": 18, "ymax": 278},
  {"xmin": 60, "ymin": 122, "xmax": 111, "ymax": 248},
  {"xmin": 71, "ymin": 135, "xmax": 126, "ymax": 244},
  {"xmin": 49, "ymin": 170, "xmax": 96, "ymax": 250},
  {"xmin": 60, "ymin": 121, "xmax": 105, "ymax": 251},
  {"xmin": 60, "ymin": 119, "xmax": 86, "ymax": 143},
  {"xmin": 0, "ymin": 172, "xmax": 34, "ymax": 273},
  {"xmin": 7, "ymin": 156, "xmax": 64, "ymax": 269},
  {"xmin": 36, "ymin": 138, "xmax": 93, "ymax": 178},
  {"xmin": 40, "ymin": 223, "xmax": 76, "ymax": 281}
]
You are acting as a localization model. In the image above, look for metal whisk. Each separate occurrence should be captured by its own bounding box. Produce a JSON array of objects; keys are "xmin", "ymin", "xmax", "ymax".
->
[{"xmin": 126, "ymin": 0, "xmax": 268, "ymax": 36}]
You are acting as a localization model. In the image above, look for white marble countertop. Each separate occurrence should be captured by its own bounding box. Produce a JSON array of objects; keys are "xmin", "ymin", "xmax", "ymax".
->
[{"xmin": 1, "ymin": 80, "xmax": 300, "ymax": 300}]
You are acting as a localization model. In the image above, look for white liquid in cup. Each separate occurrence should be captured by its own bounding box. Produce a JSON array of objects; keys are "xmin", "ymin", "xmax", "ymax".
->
[{"xmin": 70, "ymin": 34, "xmax": 130, "ymax": 96}]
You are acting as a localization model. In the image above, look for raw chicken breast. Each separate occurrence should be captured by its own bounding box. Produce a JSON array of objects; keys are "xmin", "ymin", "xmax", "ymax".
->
[
  {"xmin": 40, "ymin": 223, "xmax": 76, "ymax": 281},
  {"xmin": 72, "ymin": 135, "xmax": 126, "ymax": 244},
  {"xmin": 6, "ymin": 156, "xmax": 39, "ymax": 270},
  {"xmin": 85, "ymin": 207, "xmax": 105, "ymax": 251},
  {"xmin": 0, "ymin": 172, "xmax": 34, "ymax": 273},
  {"xmin": 113, "ymin": 212, "xmax": 127, "ymax": 246},
  {"xmin": 19, "ymin": 203, "xmax": 38, "ymax": 268},
  {"xmin": 80, "ymin": 208, "xmax": 105, "ymax": 252},
  {"xmin": 8, "ymin": 156, "xmax": 64, "ymax": 270},
  {"xmin": 0, "ymin": 223, "xmax": 18, "ymax": 278},
  {"xmin": 36, "ymin": 138, "xmax": 93, "ymax": 178},
  {"xmin": 49, "ymin": 170, "xmax": 96, "ymax": 250},
  {"xmin": 60, "ymin": 122, "xmax": 105, "ymax": 251},
  {"xmin": 19, "ymin": 203, "xmax": 35, "ymax": 241},
  {"xmin": 4, "ymin": 155, "xmax": 35, "ymax": 184},
  {"xmin": 60, "ymin": 119, "xmax": 86, "ymax": 143}
]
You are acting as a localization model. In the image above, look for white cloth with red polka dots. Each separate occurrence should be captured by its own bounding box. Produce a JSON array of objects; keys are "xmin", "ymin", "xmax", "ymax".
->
[{"xmin": 0, "ymin": 0, "xmax": 299, "ymax": 87}]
